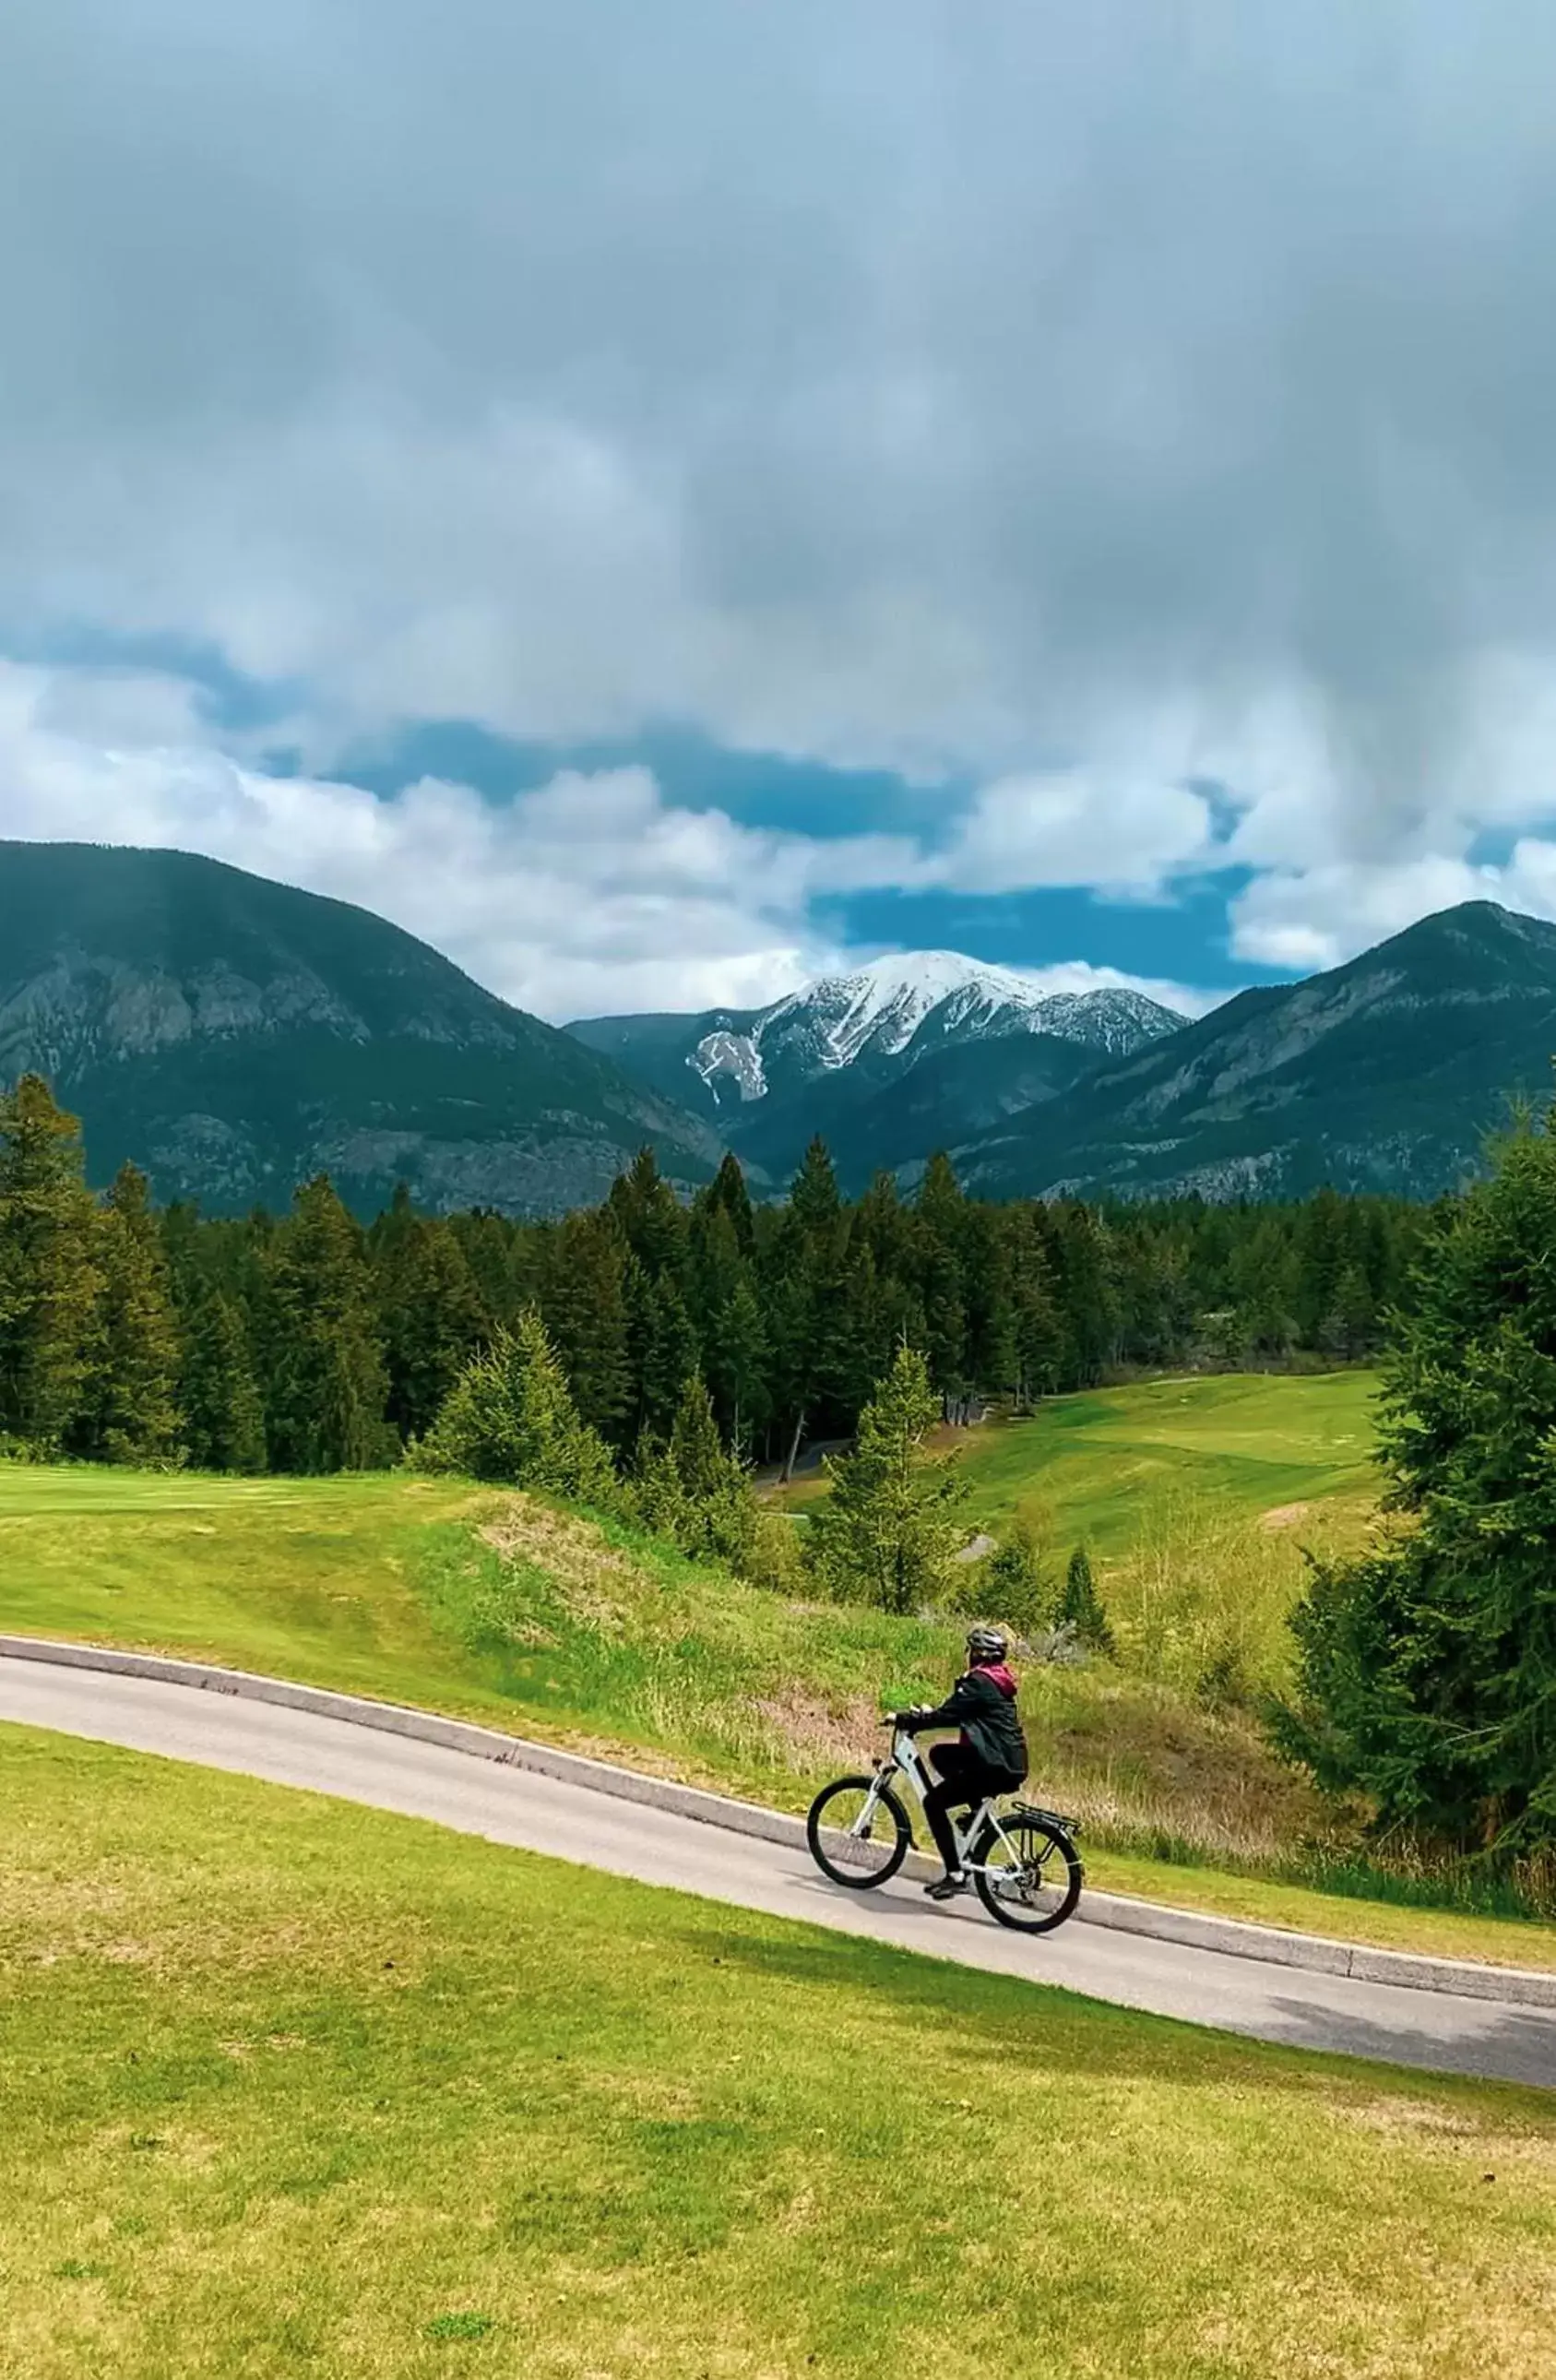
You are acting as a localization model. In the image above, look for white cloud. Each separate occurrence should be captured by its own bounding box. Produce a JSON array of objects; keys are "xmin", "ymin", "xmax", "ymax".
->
[
  {"xmin": 0, "ymin": 659, "xmax": 1226, "ymax": 1019},
  {"xmin": 935, "ymin": 770, "xmax": 1215, "ymax": 893},
  {"xmin": 0, "ymin": 663, "xmax": 837, "ymax": 1017},
  {"xmin": 1229, "ymin": 846, "xmax": 1556, "ymax": 972},
  {"xmin": 11, "ymin": 3, "xmax": 1556, "ymax": 976}
]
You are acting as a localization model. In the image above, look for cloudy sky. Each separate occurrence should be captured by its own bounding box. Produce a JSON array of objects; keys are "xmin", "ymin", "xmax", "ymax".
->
[{"xmin": 6, "ymin": 2, "xmax": 1556, "ymax": 1020}]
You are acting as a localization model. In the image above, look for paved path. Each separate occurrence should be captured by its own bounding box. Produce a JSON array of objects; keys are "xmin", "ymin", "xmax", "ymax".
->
[{"xmin": 4, "ymin": 1657, "xmax": 1555, "ymax": 2090}]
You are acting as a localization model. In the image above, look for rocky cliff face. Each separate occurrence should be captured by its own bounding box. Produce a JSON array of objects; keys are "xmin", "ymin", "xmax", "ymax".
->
[{"xmin": 0, "ymin": 841, "xmax": 724, "ymax": 1216}]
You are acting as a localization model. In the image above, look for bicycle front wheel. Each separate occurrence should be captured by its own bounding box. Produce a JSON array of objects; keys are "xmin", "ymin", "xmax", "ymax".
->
[
  {"xmin": 972, "ymin": 1813, "xmax": 1083, "ymax": 1934},
  {"xmin": 806, "ymin": 1776, "xmax": 911, "ymax": 1888}
]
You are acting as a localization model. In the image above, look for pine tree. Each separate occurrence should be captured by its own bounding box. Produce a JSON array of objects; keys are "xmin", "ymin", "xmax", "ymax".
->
[
  {"xmin": 1051, "ymin": 1205, "xmax": 1120, "ymax": 1384},
  {"xmin": 1058, "ymin": 1544, "xmax": 1113, "ymax": 1654},
  {"xmin": 1004, "ymin": 1208, "xmax": 1066, "ymax": 1408},
  {"xmin": 539, "ymin": 1210, "xmax": 635, "ymax": 1446},
  {"xmin": 806, "ymin": 1344, "xmax": 967, "ymax": 1613},
  {"xmin": 1278, "ymin": 1112, "xmax": 1556, "ymax": 1852},
  {"xmin": 264, "ymin": 1175, "xmax": 394, "ymax": 1472},
  {"xmin": 413, "ymin": 1308, "xmax": 616, "ymax": 1502},
  {"xmin": 978, "ymin": 1520, "xmax": 1052, "ymax": 1636},
  {"xmin": 447, "ymin": 1209, "xmax": 522, "ymax": 1329},
  {"xmin": 0, "ymin": 1074, "xmax": 104, "ymax": 1449},
  {"xmin": 625, "ymin": 1263, "xmax": 699, "ymax": 1440},
  {"xmin": 626, "ymin": 1424, "xmax": 691, "ymax": 1541},
  {"xmin": 917, "ymin": 1151, "xmax": 969, "ymax": 1409},
  {"xmin": 609, "ymin": 1145, "xmax": 688, "ymax": 1282},
  {"xmin": 771, "ymin": 1141, "xmax": 858, "ymax": 1452},
  {"xmin": 374, "ymin": 1200, "xmax": 490, "ymax": 1442},
  {"xmin": 1319, "ymin": 1262, "xmax": 1377, "ymax": 1361},
  {"xmin": 179, "ymin": 1287, "xmax": 267, "ymax": 1472},
  {"xmin": 790, "ymin": 1136, "xmax": 842, "ymax": 1243},
  {"xmin": 703, "ymin": 1150, "xmax": 755, "ymax": 1257},
  {"xmin": 961, "ymin": 1203, "xmax": 1016, "ymax": 1402},
  {"xmin": 661, "ymin": 1373, "xmax": 761, "ymax": 1565},
  {"xmin": 703, "ymin": 1274, "xmax": 770, "ymax": 1449},
  {"xmin": 76, "ymin": 1161, "xmax": 184, "ymax": 1463}
]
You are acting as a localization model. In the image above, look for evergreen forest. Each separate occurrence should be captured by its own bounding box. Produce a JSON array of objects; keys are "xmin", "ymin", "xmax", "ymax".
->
[{"xmin": 0, "ymin": 1071, "xmax": 1425, "ymax": 1482}]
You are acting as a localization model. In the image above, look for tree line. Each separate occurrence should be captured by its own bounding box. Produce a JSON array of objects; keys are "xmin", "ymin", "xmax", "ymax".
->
[{"xmin": 0, "ymin": 1070, "xmax": 1428, "ymax": 1478}]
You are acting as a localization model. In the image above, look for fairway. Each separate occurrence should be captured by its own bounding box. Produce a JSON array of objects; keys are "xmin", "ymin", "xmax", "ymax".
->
[
  {"xmin": 5, "ymin": 1725, "xmax": 1555, "ymax": 2379},
  {"xmin": 951, "ymin": 1369, "xmax": 1381, "ymax": 1552}
]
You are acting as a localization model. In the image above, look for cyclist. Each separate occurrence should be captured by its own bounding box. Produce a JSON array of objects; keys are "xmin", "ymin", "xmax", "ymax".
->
[{"xmin": 893, "ymin": 1626, "xmax": 1029, "ymax": 1900}]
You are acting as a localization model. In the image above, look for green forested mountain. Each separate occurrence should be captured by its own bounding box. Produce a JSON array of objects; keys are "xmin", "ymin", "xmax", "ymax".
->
[
  {"xmin": 956, "ymin": 903, "xmax": 1556, "ymax": 1202},
  {"xmin": 0, "ymin": 841, "xmax": 723, "ymax": 1216},
  {"xmin": 9, "ymin": 844, "xmax": 1556, "ymax": 1216}
]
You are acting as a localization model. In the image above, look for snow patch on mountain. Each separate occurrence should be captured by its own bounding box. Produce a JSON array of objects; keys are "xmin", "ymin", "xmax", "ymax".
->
[{"xmin": 690, "ymin": 1027, "xmax": 767, "ymax": 1102}]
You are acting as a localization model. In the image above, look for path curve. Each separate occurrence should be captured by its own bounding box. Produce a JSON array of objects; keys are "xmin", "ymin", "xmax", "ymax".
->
[{"xmin": 3, "ymin": 1655, "xmax": 1555, "ymax": 2090}]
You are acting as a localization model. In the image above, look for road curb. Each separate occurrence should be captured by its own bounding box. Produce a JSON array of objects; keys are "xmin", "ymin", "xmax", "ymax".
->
[{"xmin": 6, "ymin": 1632, "xmax": 1556, "ymax": 2011}]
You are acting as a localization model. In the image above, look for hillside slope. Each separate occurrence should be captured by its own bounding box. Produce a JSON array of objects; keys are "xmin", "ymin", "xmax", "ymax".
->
[
  {"xmin": 956, "ymin": 901, "xmax": 1556, "ymax": 1200},
  {"xmin": 0, "ymin": 841, "xmax": 723, "ymax": 1215}
]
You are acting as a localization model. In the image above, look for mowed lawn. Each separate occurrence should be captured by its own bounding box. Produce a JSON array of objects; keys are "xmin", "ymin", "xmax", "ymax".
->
[
  {"xmin": 948, "ymin": 1369, "xmax": 1382, "ymax": 1552},
  {"xmin": 0, "ymin": 1466, "xmax": 521, "ymax": 1722},
  {"xmin": 6, "ymin": 1726, "xmax": 1556, "ymax": 2380}
]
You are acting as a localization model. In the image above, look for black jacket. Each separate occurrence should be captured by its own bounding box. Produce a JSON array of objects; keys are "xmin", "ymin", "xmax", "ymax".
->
[{"xmin": 904, "ymin": 1663, "xmax": 1028, "ymax": 1780}]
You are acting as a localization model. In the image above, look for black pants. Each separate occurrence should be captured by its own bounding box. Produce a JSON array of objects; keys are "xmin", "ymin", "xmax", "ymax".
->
[{"xmin": 922, "ymin": 1742, "xmax": 1025, "ymax": 1874}]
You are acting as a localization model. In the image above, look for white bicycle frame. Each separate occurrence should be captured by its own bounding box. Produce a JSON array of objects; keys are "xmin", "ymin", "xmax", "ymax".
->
[{"xmin": 855, "ymin": 1727, "xmax": 1028, "ymax": 1873}]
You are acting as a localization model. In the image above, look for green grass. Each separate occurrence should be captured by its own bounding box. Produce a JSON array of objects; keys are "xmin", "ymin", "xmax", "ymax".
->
[
  {"xmin": 6, "ymin": 1727, "xmax": 1556, "ymax": 2380},
  {"xmin": 780, "ymin": 1368, "xmax": 1379, "ymax": 1534},
  {"xmin": 952, "ymin": 1368, "xmax": 1381, "ymax": 1550}
]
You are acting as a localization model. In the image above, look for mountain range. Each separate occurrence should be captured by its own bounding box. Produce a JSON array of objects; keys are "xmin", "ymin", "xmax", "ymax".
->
[
  {"xmin": 568, "ymin": 953, "xmax": 1182, "ymax": 1183},
  {"xmin": 4, "ymin": 839, "xmax": 1556, "ymax": 1215},
  {"xmin": 0, "ymin": 841, "xmax": 722, "ymax": 1215}
]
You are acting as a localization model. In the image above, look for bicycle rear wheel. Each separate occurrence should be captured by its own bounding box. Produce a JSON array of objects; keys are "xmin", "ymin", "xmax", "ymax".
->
[
  {"xmin": 806, "ymin": 1776, "xmax": 911, "ymax": 1888},
  {"xmin": 972, "ymin": 1812, "xmax": 1083, "ymax": 1934}
]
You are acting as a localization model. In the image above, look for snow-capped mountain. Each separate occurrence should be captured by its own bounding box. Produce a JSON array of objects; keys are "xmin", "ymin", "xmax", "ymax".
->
[
  {"xmin": 567, "ymin": 953, "xmax": 1187, "ymax": 1190},
  {"xmin": 682, "ymin": 953, "xmax": 1183, "ymax": 1106}
]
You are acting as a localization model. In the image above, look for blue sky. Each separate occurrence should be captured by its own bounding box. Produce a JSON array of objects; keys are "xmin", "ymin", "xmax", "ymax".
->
[{"xmin": 6, "ymin": 4, "xmax": 1556, "ymax": 1020}]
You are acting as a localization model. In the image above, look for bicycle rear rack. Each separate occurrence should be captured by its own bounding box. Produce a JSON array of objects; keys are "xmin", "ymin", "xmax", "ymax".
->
[{"xmin": 1012, "ymin": 1802, "xmax": 1080, "ymax": 1834}]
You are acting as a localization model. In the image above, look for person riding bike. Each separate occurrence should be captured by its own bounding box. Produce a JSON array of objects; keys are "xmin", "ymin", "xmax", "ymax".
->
[{"xmin": 893, "ymin": 1626, "xmax": 1029, "ymax": 1900}]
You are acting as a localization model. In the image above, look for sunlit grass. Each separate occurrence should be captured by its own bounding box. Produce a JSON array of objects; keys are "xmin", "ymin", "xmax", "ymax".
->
[
  {"xmin": 949, "ymin": 1368, "xmax": 1382, "ymax": 1553},
  {"xmin": 6, "ymin": 1727, "xmax": 1556, "ymax": 2380}
]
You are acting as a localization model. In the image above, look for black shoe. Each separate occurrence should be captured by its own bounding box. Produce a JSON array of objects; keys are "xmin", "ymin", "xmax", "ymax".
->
[{"xmin": 924, "ymin": 1873, "xmax": 968, "ymax": 1901}]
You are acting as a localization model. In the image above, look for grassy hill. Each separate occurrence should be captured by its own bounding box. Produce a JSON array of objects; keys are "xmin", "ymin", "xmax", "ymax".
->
[
  {"xmin": 7, "ymin": 1440, "xmax": 1556, "ymax": 1967},
  {"xmin": 9, "ymin": 1730, "xmax": 1553, "ymax": 2378}
]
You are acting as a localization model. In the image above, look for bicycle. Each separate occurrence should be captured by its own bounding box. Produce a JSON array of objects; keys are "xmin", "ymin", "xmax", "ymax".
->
[{"xmin": 805, "ymin": 1722, "xmax": 1084, "ymax": 1934}]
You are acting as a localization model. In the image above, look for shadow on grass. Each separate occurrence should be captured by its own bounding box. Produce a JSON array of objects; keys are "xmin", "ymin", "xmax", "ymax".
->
[{"xmin": 660, "ymin": 1901, "xmax": 1556, "ymax": 2110}]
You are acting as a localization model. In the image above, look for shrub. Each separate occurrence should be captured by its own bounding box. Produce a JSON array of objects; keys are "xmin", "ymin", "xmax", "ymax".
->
[{"xmin": 966, "ymin": 1519, "xmax": 1052, "ymax": 1636}]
